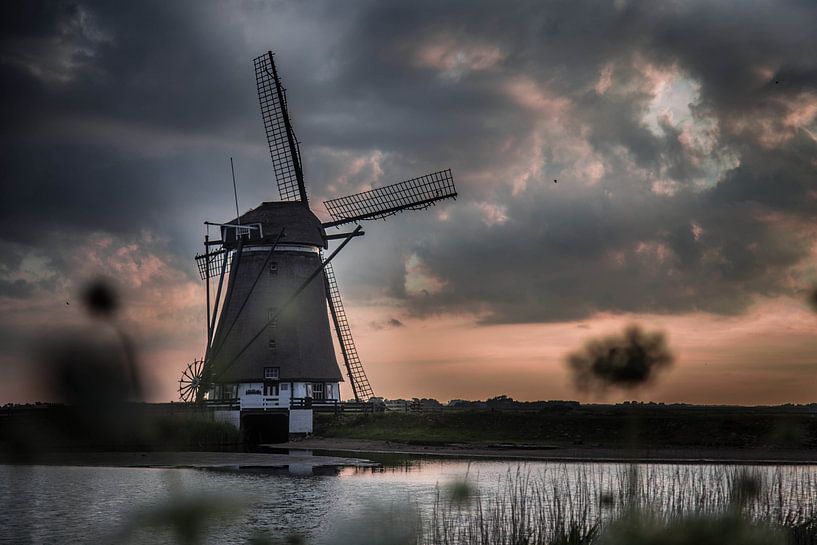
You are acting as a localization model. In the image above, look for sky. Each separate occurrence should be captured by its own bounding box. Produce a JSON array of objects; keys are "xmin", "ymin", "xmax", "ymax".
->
[{"xmin": 2, "ymin": 0, "xmax": 817, "ymax": 405}]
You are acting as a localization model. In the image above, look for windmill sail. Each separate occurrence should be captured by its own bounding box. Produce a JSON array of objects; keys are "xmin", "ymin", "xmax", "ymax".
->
[
  {"xmin": 195, "ymin": 248, "xmax": 232, "ymax": 280},
  {"xmin": 184, "ymin": 51, "xmax": 459, "ymax": 424},
  {"xmin": 254, "ymin": 52, "xmax": 307, "ymax": 203},
  {"xmin": 324, "ymin": 261, "xmax": 375, "ymax": 401},
  {"xmin": 323, "ymin": 169, "xmax": 456, "ymax": 228}
]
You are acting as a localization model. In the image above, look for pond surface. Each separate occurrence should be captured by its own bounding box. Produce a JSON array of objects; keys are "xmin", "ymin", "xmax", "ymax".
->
[{"xmin": 2, "ymin": 454, "xmax": 816, "ymax": 544}]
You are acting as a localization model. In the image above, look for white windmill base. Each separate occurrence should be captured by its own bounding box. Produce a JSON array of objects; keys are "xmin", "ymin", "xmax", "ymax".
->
[
  {"xmin": 208, "ymin": 380, "xmax": 342, "ymax": 439},
  {"xmin": 288, "ymin": 409, "xmax": 314, "ymax": 434},
  {"xmin": 212, "ymin": 408, "xmax": 313, "ymax": 435}
]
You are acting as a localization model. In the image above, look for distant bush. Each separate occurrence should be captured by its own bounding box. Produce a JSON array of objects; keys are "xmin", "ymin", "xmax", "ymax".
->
[
  {"xmin": 0, "ymin": 408, "xmax": 241, "ymax": 455},
  {"xmin": 151, "ymin": 416, "xmax": 241, "ymax": 451}
]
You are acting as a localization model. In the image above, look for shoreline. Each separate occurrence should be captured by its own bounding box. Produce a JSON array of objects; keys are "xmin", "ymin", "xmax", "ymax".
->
[
  {"xmin": 3, "ymin": 438, "xmax": 816, "ymax": 469},
  {"xmin": 0, "ymin": 450, "xmax": 378, "ymax": 471},
  {"xmin": 276, "ymin": 437, "xmax": 817, "ymax": 466}
]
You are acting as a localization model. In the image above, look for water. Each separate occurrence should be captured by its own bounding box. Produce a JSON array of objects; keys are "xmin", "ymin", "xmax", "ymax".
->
[{"xmin": 2, "ymin": 456, "xmax": 816, "ymax": 544}]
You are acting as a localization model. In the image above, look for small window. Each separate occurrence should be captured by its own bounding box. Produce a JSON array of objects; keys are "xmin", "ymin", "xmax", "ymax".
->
[
  {"xmin": 264, "ymin": 366, "xmax": 279, "ymax": 380},
  {"xmin": 223, "ymin": 223, "xmax": 261, "ymax": 243},
  {"xmin": 268, "ymin": 339, "xmax": 277, "ymax": 351},
  {"xmin": 235, "ymin": 223, "xmax": 262, "ymax": 240},
  {"xmin": 264, "ymin": 382, "xmax": 279, "ymax": 396},
  {"xmin": 269, "ymin": 262, "xmax": 278, "ymax": 276},
  {"xmin": 312, "ymin": 382, "xmax": 325, "ymax": 400},
  {"xmin": 281, "ymin": 383, "xmax": 289, "ymax": 391}
]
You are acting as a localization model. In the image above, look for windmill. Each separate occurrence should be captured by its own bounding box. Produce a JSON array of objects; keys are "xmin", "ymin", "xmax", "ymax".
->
[{"xmin": 180, "ymin": 51, "xmax": 456, "ymax": 422}]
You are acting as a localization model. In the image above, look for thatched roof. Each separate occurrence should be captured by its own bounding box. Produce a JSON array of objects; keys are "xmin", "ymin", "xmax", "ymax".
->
[{"xmin": 222, "ymin": 202, "xmax": 326, "ymax": 248}]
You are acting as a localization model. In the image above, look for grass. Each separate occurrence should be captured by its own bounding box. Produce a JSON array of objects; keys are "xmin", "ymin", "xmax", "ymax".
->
[
  {"xmin": 39, "ymin": 458, "xmax": 817, "ymax": 545},
  {"xmin": 418, "ymin": 464, "xmax": 817, "ymax": 545},
  {"xmin": 315, "ymin": 408, "xmax": 817, "ymax": 449},
  {"xmin": 150, "ymin": 416, "xmax": 241, "ymax": 451},
  {"xmin": 0, "ymin": 408, "xmax": 241, "ymax": 456}
]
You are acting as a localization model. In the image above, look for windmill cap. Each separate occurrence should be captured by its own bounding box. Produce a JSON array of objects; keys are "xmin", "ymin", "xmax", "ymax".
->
[{"xmin": 223, "ymin": 201, "xmax": 327, "ymax": 248}]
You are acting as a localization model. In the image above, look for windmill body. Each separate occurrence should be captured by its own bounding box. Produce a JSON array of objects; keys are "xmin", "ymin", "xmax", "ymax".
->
[
  {"xmin": 206, "ymin": 203, "xmax": 342, "ymax": 408},
  {"xmin": 182, "ymin": 51, "xmax": 457, "ymax": 441}
]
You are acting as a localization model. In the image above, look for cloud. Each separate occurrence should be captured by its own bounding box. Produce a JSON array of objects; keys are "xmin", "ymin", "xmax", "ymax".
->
[
  {"xmin": 329, "ymin": 0, "xmax": 817, "ymax": 323},
  {"xmin": 370, "ymin": 318, "xmax": 405, "ymax": 331},
  {"xmin": 0, "ymin": 230, "xmax": 203, "ymax": 402}
]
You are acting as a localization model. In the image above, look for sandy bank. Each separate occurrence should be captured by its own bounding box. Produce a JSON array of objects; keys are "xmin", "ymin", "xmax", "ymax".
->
[
  {"xmin": 0, "ymin": 450, "xmax": 377, "ymax": 470},
  {"xmin": 276, "ymin": 437, "xmax": 817, "ymax": 465}
]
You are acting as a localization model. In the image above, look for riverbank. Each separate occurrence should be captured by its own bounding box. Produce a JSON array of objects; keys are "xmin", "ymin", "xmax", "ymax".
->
[
  {"xmin": 0, "ymin": 450, "xmax": 377, "ymax": 471},
  {"xmin": 5, "ymin": 405, "xmax": 817, "ymax": 467},
  {"xmin": 3, "ymin": 440, "xmax": 814, "ymax": 468},
  {"xmin": 276, "ymin": 436, "xmax": 817, "ymax": 464},
  {"xmin": 313, "ymin": 407, "xmax": 817, "ymax": 456}
]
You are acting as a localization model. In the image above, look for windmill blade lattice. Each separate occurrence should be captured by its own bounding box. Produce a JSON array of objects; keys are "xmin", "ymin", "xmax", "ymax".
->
[
  {"xmin": 254, "ymin": 52, "xmax": 307, "ymax": 203},
  {"xmin": 324, "ymin": 261, "xmax": 375, "ymax": 401},
  {"xmin": 178, "ymin": 358, "xmax": 205, "ymax": 402},
  {"xmin": 323, "ymin": 169, "xmax": 456, "ymax": 228},
  {"xmin": 194, "ymin": 248, "xmax": 232, "ymax": 280}
]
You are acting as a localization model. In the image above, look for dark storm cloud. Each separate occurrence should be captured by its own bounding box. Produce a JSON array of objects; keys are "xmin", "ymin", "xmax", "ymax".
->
[
  {"xmin": 2, "ymin": 0, "xmax": 817, "ymax": 329},
  {"xmin": 313, "ymin": 0, "xmax": 817, "ymax": 322},
  {"xmin": 408, "ymin": 193, "xmax": 810, "ymax": 323},
  {"xmin": 1, "ymin": 1, "xmax": 269, "ymax": 246},
  {"xmin": 0, "ymin": 278, "xmax": 35, "ymax": 299}
]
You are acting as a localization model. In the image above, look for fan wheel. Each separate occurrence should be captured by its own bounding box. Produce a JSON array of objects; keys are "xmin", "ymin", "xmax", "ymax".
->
[{"xmin": 178, "ymin": 358, "xmax": 205, "ymax": 402}]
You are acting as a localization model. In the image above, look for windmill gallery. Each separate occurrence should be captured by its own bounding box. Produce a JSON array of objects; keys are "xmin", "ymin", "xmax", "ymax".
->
[{"xmin": 178, "ymin": 52, "xmax": 458, "ymax": 440}]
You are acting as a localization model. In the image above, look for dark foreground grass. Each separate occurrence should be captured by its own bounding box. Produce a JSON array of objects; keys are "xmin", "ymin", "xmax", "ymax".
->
[
  {"xmin": 418, "ymin": 465, "xmax": 817, "ymax": 545},
  {"xmin": 114, "ymin": 463, "xmax": 817, "ymax": 545},
  {"xmin": 1, "ymin": 408, "xmax": 241, "ymax": 457},
  {"xmin": 314, "ymin": 465, "xmax": 817, "ymax": 545}
]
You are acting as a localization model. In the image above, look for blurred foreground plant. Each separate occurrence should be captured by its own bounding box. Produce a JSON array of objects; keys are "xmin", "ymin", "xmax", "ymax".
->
[
  {"xmin": 597, "ymin": 512, "xmax": 784, "ymax": 545},
  {"xmin": 566, "ymin": 325, "xmax": 674, "ymax": 393},
  {"xmin": 320, "ymin": 502, "xmax": 421, "ymax": 545},
  {"xmin": 117, "ymin": 488, "xmax": 248, "ymax": 545}
]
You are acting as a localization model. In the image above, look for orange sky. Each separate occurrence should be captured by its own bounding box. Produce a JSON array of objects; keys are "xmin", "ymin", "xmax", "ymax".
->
[
  {"xmin": 1, "ymin": 229, "xmax": 816, "ymax": 406},
  {"xmin": 123, "ymin": 292, "xmax": 817, "ymax": 406},
  {"xmin": 341, "ymin": 297, "xmax": 817, "ymax": 404}
]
